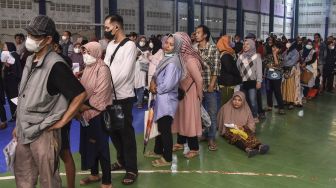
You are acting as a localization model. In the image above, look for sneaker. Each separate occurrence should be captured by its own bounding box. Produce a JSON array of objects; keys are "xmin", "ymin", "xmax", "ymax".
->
[{"xmin": 258, "ymin": 144, "xmax": 270, "ymax": 154}]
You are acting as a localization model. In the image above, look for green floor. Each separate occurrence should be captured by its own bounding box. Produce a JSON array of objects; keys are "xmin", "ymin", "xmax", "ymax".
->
[{"xmin": 1, "ymin": 93, "xmax": 336, "ymax": 188}]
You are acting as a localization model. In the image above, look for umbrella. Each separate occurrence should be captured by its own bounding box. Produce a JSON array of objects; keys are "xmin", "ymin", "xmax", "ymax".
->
[{"xmin": 143, "ymin": 94, "xmax": 156, "ymax": 154}]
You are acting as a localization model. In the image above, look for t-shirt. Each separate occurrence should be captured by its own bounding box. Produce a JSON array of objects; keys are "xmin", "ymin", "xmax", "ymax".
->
[
  {"xmin": 104, "ymin": 39, "xmax": 137, "ymax": 100},
  {"xmin": 31, "ymin": 61, "xmax": 84, "ymax": 101}
]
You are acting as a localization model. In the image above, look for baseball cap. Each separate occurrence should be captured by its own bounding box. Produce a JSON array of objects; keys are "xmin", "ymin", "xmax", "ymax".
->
[{"xmin": 24, "ymin": 15, "xmax": 56, "ymax": 37}]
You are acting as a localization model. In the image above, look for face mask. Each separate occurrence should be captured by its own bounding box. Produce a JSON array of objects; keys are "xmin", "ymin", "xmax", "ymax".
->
[
  {"xmin": 286, "ymin": 43, "xmax": 291, "ymax": 49},
  {"xmin": 74, "ymin": 48, "xmax": 80, "ymax": 54},
  {"xmin": 306, "ymin": 44, "xmax": 313, "ymax": 50},
  {"xmin": 164, "ymin": 53, "xmax": 174, "ymax": 57},
  {"xmin": 149, "ymin": 42, "xmax": 154, "ymax": 49},
  {"xmin": 230, "ymin": 42, "xmax": 235, "ymax": 48},
  {"xmin": 329, "ymin": 45, "xmax": 335, "ymax": 50},
  {"xmin": 139, "ymin": 41, "xmax": 146, "ymax": 47},
  {"xmin": 104, "ymin": 31, "xmax": 115, "ymax": 40},
  {"xmin": 25, "ymin": 36, "xmax": 45, "ymax": 53},
  {"xmin": 62, "ymin": 36, "xmax": 68, "ymax": 41},
  {"xmin": 83, "ymin": 54, "xmax": 96, "ymax": 65}
]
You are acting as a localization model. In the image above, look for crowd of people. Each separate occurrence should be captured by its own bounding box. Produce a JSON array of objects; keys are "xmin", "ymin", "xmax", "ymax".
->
[{"xmin": 0, "ymin": 13, "xmax": 335, "ymax": 188}]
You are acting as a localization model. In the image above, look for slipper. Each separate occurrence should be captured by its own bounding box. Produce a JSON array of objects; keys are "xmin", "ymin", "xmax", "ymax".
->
[
  {"xmin": 184, "ymin": 150, "xmax": 199, "ymax": 159},
  {"xmin": 79, "ymin": 176, "xmax": 101, "ymax": 185},
  {"xmin": 144, "ymin": 151, "xmax": 162, "ymax": 158},
  {"xmin": 259, "ymin": 144, "xmax": 270, "ymax": 154},
  {"xmin": 246, "ymin": 148, "xmax": 258, "ymax": 158},
  {"xmin": 111, "ymin": 162, "xmax": 124, "ymax": 171},
  {"xmin": 122, "ymin": 172, "xmax": 138, "ymax": 185},
  {"xmin": 152, "ymin": 157, "xmax": 172, "ymax": 167},
  {"xmin": 172, "ymin": 144, "xmax": 183, "ymax": 152}
]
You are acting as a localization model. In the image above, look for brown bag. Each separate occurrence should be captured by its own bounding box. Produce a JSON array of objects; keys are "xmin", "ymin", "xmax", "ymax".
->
[{"xmin": 300, "ymin": 69, "xmax": 313, "ymax": 84}]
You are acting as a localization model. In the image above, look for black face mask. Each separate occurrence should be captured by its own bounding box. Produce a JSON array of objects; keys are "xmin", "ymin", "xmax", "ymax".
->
[{"xmin": 104, "ymin": 30, "xmax": 115, "ymax": 40}]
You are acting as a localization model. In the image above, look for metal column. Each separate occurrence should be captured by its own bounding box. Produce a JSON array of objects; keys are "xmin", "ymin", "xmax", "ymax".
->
[
  {"xmin": 108, "ymin": 0, "xmax": 118, "ymax": 15},
  {"xmin": 139, "ymin": 0, "xmax": 144, "ymax": 35},
  {"xmin": 187, "ymin": 0, "xmax": 195, "ymax": 35},
  {"xmin": 293, "ymin": 0, "xmax": 299, "ymax": 38},
  {"xmin": 95, "ymin": 0, "xmax": 101, "ymax": 39},
  {"xmin": 269, "ymin": 0, "xmax": 274, "ymax": 34},
  {"xmin": 39, "ymin": 0, "xmax": 46, "ymax": 15},
  {"xmin": 236, "ymin": 0, "xmax": 243, "ymax": 37}
]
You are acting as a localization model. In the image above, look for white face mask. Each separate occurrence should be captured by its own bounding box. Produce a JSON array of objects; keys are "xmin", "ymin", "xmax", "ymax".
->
[
  {"xmin": 286, "ymin": 42, "xmax": 291, "ymax": 49},
  {"xmin": 164, "ymin": 53, "xmax": 174, "ymax": 57},
  {"xmin": 25, "ymin": 36, "xmax": 45, "ymax": 53},
  {"xmin": 329, "ymin": 45, "xmax": 335, "ymax": 50},
  {"xmin": 74, "ymin": 48, "xmax": 80, "ymax": 54},
  {"xmin": 139, "ymin": 41, "xmax": 146, "ymax": 47},
  {"xmin": 149, "ymin": 42, "xmax": 154, "ymax": 49},
  {"xmin": 83, "ymin": 54, "xmax": 96, "ymax": 65},
  {"xmin": 306, "ymin": 44, "xmax": 313, "ymax": 50},
  {"xmin": 62, "ymin": 36, "xmax": 68, "ymax": 41}
]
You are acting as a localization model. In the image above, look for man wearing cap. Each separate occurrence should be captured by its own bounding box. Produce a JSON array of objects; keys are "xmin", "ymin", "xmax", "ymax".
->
[{"xmin": 12, "ymin": 15, "xmax": 87, "ymax": 188}]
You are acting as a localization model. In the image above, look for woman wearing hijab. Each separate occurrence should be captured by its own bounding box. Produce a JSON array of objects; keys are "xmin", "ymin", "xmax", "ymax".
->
[
  {"xmin": 171, "ymin": 32, "xmax": 203, "ymax": 158},
  {"xmin": 148, "ymin": 37, "xmax": 162, "ymax": 55},
  {"xmin": 70, "ymin": 43, "xmax": 85, "ymax": 78},
  {"xmin": 148, "ymin": 34, "xmax": 183, "ymax": 167},
  {"xmin": 1, "ymin": 42, "xmax": 22, "ymax": 122},
  {"xmin": 300, "ymin": 39, "xmax": 318, "ymax": 100},
  {"xmin": 217, "ymin": 91, "xmax": 269, "ymax": 158},
  {"xmin": 148, "ymin": 36, "xmax": 167, "ymax": 85},
  {"xmin": 237, "ymin": 39, "xmax": 262, "ymax": 123},
  {"xmin": 135, "ymin": 36, "xmax": 149, "ymax": 108},
  {"xmin": 281, "ymin": 41, "xmax": 300, "ymax": 109},
  {"xmin": 217, "ymin": 35, "xmax": 242, "ymax": 106},
  {"xmin": 78, "ymin": 42, "xmax": 113, "ymax": 188}
]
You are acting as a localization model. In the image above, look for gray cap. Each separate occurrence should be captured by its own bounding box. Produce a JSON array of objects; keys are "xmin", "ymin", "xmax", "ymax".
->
[{"xmin": 24, "ymin": 15, "xmax": 56, "ymax": 36}]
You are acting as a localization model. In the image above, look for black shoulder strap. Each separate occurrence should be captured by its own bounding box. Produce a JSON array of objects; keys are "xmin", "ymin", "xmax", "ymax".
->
[{"xmin": 109, "ymin": 38, "xmax": 130, "ymax": 67}]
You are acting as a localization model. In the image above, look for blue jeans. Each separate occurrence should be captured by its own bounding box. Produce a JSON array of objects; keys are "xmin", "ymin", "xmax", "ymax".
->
[
  {"xmin": 242, "ymin": 88, "xmax": 258, "ymax": 118},
  {"xmin": 202, "ymin": 92, "xmax": 218, "ymax": 140},
  {"xmin": 135, "ymin": 87, "xmax": 144, "ymax": 106}
]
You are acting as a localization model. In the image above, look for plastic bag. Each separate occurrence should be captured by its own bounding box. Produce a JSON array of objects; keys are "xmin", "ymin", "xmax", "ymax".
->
[
  {"xmin": 201, "ymin": 105, "xmax": 211, "ymax": 128},
  {"xmin": 3, "ymin": 139, "xmax": 17, "ymax": 173}
]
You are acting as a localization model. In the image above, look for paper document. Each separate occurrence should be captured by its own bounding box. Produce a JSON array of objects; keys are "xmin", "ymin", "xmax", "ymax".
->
[{"xmin": 10, "ymin": 97, "xmax": 18, "ymax": 105}]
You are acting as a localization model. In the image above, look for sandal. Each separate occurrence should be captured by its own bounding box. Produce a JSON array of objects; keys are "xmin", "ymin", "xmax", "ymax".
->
[
  {"xmin": 278, "ymin": 109, "xmax": 286, "ymax": 115},
  {"xmin": 184, "ymin": 150, "xmax": 199, "ymax": 159},
  {"xmin": 80, "ymin": 175, "xmax": 101, "ymax": 185},
  {"xmin": 246, "ymin": 148, "xmax": 258, "ymax": 158},
  {"xmin": 111, "ymin": 162, "xmax": 124, "ymax": 171},
  {"xmin": 122, "ymin": 172, "xmax": 138, "ymax": 185},
  {"xmin": 152, "ymin": 157, "xmax": 172, "ymax": 167},
  {"xmin": 144, "ymin": 151, "xmax": 162, "ymax": 158},
  {"xmin": 208, "ymin": 141, "xmax": 217, "ymax": 151},
  {"xmin": 172, "ymin": 144, "xmax": 183, "ymax": 152}
]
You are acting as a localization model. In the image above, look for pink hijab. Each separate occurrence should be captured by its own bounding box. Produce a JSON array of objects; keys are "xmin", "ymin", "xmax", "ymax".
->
[{"xmin": 217, "ymin": 91, "xmax": 256, "ymax": 134}]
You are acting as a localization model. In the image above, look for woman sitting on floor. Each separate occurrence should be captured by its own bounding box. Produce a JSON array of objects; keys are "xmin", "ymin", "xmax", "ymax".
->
[{"xmin": 217, "ymin": 91, "xmax": 270, "ymax": 158}]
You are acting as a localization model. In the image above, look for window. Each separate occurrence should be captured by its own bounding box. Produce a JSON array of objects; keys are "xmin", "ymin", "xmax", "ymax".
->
[
  {"xmin": 26, "ymin": 1, "xmax": 32, "ymax": 9},
  {"xmin": 7, "ymin": 0, "xmax": 13, "ymax": 8},
  {"xmin": 13, "ymin": 0, "xmax": 19, "ymax": 8},
  {"xmin": 8, "ymin": 20, "xmax": 13, "ymax": 28},
  {"xmin": 0, "ymin": 0, "xmax": 5, "ymax": 8},
  {"xmin": 1, "ymin": 20, "xmax": 7, "ymax": 28},
  {"xmin": 15, "ymin": 20, "xmax": 20, "ymax": 28}
]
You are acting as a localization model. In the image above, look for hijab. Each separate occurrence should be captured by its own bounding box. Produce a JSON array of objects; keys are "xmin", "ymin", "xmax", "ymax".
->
[
  {"xmin": 217, "ymin": 91, "xmax": 255, "ymax": 134},
  {"xmin": 241, "ymin": 39, "xmax": 256, "ymax": 60},
  {"xmin": 216, "ymin": 35, "xmax": 235, "ymax": 56},
  {"xmin": 302, "ymin": 40, "xmax": 313, "ymax": 59},
  {"xmin": 175, "ymin": 32, "xmax": 203, "ymax": 65},
  {"xmin": 83, "ymin": 42, "xmax": 102, "ymax": 60},
  {"xmin": 136, "ymin": 36, "xmax": 148, "ymax": 52},
  {"xmin": 154, "ymin": 34, "xmax": 183, "ymax": 79},
  {"xmin": 150, "ymin": 37, "xmax": 162, "ymax": 55}
]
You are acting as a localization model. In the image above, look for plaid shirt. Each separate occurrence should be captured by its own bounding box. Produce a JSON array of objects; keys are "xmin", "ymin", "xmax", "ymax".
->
[{"xmin": 194, "ymin": 42, "xmax": 221, "ymax": 91}]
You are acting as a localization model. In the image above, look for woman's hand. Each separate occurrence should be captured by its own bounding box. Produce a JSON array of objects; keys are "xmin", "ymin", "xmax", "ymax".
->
[
  {"xmin": 256, "ymin": 82, "xmax": 262, "ymax": 89},
  {"xmin": 149, "ymin": 79, "xmax": 157, "ymax": 94}
]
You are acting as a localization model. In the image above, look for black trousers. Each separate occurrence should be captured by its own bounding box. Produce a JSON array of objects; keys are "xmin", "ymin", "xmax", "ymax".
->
[
  {"xmin": 323, "ymin": 73, "xmax": 335, "ymax": 92},
  {"xmin": 91, "ymin": 155, "xmax": 111, "ymax": 184},
  {"xmin": 177, "ymin": 134, "xmax": 199, "ymax": 151},
  {"xmin": 0, "ymin": 105, "xmax": 6, "ymax": 122},
  {"xmin": 154, "ymin": 116, "xmax": 173, "ymax": 162},
  {"xmin": 110, "ymin": 98, "xmax": 138, "ymax": 173},
  {"xmin": 266, "ymin": 79, "xmax": 284, "ymax": 109}
]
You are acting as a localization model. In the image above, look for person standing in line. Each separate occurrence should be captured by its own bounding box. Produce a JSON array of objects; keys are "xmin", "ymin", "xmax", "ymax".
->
[
  {"xmin": 171, "ymin": 32, "xmax": 203, "ymax": 159},
  {"xmin": 60, "ymin": 30, "xmax": 74, "ymax": 57},
  {"xmin": 103, "ymin": 14, "xmax": 138, "ymax": 185},
  {"xmin": 193, "ymin": 25, "xmax": 221, "ymax": 151},
  {"xmin": 13, "ymin": 15, "xmax": 87, "ymax": 188}
]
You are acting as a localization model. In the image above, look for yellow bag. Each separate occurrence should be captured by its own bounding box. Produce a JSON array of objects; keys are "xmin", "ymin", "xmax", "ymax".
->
[{"xmin": 230, "ymin": 129, "xmax": 249, "ymax": 140}]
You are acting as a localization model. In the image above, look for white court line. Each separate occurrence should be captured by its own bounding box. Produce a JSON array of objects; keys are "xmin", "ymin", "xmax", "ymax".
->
[{"xmin": 0, "ymin": 170, "xmax": 299, "ymax": 181}]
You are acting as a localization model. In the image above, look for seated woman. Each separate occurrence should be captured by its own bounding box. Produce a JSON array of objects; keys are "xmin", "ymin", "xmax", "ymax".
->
[{"xmin": 217, "ymin": 91, "xmax": 269, "ymax": 158}]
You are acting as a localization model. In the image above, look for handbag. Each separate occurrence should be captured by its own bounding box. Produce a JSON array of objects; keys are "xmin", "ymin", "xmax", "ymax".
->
[
  {"xmin": 177, "ymin": 81, "xmax": 194, "ymax": 101},
  {"xmin": 266, "ymin": 68, "xmax": 282, "ymax": 80},
  {"xmin": 300, "ymin": 69, "xmax": 313, "ymax": 84},
  {"xmin": 101, "ymin": 38, "xmax": 130, "ymax": 133}
]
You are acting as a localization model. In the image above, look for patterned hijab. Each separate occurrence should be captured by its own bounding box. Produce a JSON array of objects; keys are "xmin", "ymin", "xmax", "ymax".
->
[
  {"xmin": 241, "ymin": 39, "xmax": 256, "ymax": 60},
  {"xmin": 216, "ymin": 35, "xmax": 235, "ymax": 56},
  {"xmin": 175, "ymin": 32, "xmax": 203, "ymax": 66},
  {"xmin": 154, "ymin": 34, "xmax": 184, "ymax": 78},
  {"xmin": 217, "ymin": 91, "xmax": 256, "ymax": 134}
]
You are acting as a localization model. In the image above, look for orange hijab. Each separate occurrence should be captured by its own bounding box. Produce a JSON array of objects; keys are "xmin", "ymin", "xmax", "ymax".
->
[{"xmin": 216, "ymin": 35, "xmax": 235, "ymax": 56}]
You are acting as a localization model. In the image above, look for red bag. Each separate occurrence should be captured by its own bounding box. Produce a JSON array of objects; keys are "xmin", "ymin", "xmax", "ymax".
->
[{"xmin": 307, "ymin": 88, "xmax": 318, "ymax": 98}]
